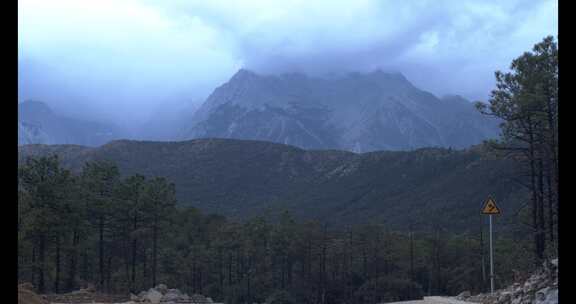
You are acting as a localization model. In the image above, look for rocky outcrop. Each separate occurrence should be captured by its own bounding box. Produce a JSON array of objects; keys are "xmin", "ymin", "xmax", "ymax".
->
[
  {"xmin": 465, "ymin": 259, "xmax": 558, "ymax": 304},
  {"xmin": 131, "ymin": 284, "xmax": 221, "ymax": 304}
]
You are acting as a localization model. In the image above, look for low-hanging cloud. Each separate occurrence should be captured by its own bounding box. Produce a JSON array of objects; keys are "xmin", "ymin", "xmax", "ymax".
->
[{"xmin": 18, "ymin": 0, "xmax": 557, "ymax": 128}]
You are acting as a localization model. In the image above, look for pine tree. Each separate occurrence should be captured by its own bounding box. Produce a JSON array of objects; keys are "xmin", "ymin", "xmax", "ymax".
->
[{"xmin": 475, "ymin": 36, "xmax": 558, "ymax": 264}]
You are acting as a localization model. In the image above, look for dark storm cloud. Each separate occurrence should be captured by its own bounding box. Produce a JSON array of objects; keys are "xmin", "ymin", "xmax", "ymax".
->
[{"xmin": 18, "ymin": 0, "xmax": 557, "ymax": 127}]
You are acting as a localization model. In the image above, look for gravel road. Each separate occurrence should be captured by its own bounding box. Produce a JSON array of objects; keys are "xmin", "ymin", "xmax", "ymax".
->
[{"xmin": 383, "ymin": 296, "xmax": 474, "ymax": 304}]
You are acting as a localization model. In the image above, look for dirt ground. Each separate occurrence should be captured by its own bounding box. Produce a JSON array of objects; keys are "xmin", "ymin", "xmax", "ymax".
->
[
  {"xmin": 18, "ymin": 283, "xmax": 130, "ymax": 304},
  {"xmin": 18, "ymin": 284, "xmax": 48, "ymax": 304}
]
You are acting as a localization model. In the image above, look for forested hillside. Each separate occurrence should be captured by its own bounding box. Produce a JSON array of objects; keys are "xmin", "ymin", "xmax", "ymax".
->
[
  {"xmin": 19, "ymin": 138, "xmax": 528, "ymax": 234},
  {"xmin": 18, "ymin": 155, "xmax": 533, "ymax": 303}
]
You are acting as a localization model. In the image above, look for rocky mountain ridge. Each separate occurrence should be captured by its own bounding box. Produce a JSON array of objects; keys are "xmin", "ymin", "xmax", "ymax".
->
[{"xmin": 182, "ymin": 69, "xmax": 501, "ymax": 152}]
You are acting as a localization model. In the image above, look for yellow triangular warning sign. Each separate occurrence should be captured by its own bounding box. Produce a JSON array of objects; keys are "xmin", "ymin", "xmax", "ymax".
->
[{"xmin": 482, "ymin": 197, "xmax": 501, "ymax": 214}]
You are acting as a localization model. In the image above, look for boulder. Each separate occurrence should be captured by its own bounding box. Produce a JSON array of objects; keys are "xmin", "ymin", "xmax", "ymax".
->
[
  {"xmin": 167, "ymin": 288, "xmax": 181, "ymax": 295},
  {"xmin": 156, "ymin": 284, "xmax": 168, "ymax": 295},
  {"xmin": 131, "ymin": 284, "xmax": 218, "ymax": 304},
  {"xmin": 162, "ymin": 290, "xmax": 181, "ymax": 302},
  {"xmin": 456, "ymin": 291, "xmax": 471, "ymax": 300},
  {"xmin": 145, "ymin": 288, "xmax": 163, "ymax": 304},
  {"xmin": 535, "ymin": 287, "xmax": 558, "ymax": 304},
  {"xmin": 191, "ymin": 294, "xmax": 208, "ymax": 302},
  {"xmin": 180, "ymin": 293, "xmax": 190, "ymax": 301},
  {"xmin": 497, "ymin": 291, "xmax": 512, "ymax": 303},
  {"xmin": 551, "ymin": 259, "xmax": 558, "ymax": 267}
]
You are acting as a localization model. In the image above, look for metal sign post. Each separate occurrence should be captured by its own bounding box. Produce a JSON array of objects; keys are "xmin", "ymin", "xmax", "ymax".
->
[
  {"xmin": 489, "ymin": 214, "xmax": 494, "ymax": 294},
  {"xmin": 481, "ymin": 197, "xmax": 500, "ymax": 295}
]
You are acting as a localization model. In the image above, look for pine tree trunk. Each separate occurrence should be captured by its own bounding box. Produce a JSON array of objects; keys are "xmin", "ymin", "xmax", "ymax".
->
[
  {"xmin": 347, "ymin": 227, "xmax": 353, "ymax": 302},
  {"xmin": 66, "ymin": 229, "xmax": 79, "ymax": 292},
  {"xmin": 321, "ymin": 224, "xmax": 327, "ymax": 304},
  {"xmin": 528, "ymin": 126, "xmax": 543, "ymax": 265},
  {"xmin": 54, "ymin": 235, "xmax": 61, "ymax": 293},
  {"xmin": 547, "ymin": 170, "xmax": 555, "ymax": 248},
  {"xmin": 99, "ymin": 215, "xmax": 105, "ymax": 290},
  {"xmin": 31, "ymin": 244, "xmax": 36, "ymax": 287},
  {"xmin": 38, "ymin": 234, "xmax": 46, "ymax": 294},
  {"xmin": 282, "ymin": 254, "xmax": 286, "ymax": 289},
  {"xmin": 544, "ymin": 85, "xmax": 559, "ymax": 216},
  {"xmin": 218, "ymin": 248, "xmax": 223, "ymax": 296},
  {"xmin": 81, "ymin": 250, "xmax": 88, "ymax": 282},
  {"xmin": 198, "ymin": 267, "xmax": 203, "ymax": 295},
  {"xmin": 307, "ymin": 235, "xmax": 312, "ymax": 285},
  {"xmin": 152, "ymin": 216, "xmax": 158, "ymax": 288},
  {"xmin": 538, "ymin": 157, "xmax": 546, "ymax": 258},
  {"xmin": 246, "ymin": 261, "xmax": 251, "ymax": 304},
  {"xmin": 410, "ymin": 229, "xmax": 415, "ymax": 293},
  {"xmin": 125, "ymin": 233, "xmax": 130, "ymax": 292},
  {"xmin": 142, "ymin": 248, "xmax": 147, "ymax": 286},
  {"xmin": 228, "ymin": 252, "xmax": 233, "ymax": 286},
  {"xmin": 480, "ymin": 217, "xmax": 486, "ymax": 290},
  {"xmin": 108, "ymin": 255, "xmax": 114, "ymax": 292},
  {"xmin": 131, "ymin": 212, "xmax": 138, "ymax": 292},
  {"xmin": 362, "ymin": 246, "xmax": 367, "ymax": 280}
]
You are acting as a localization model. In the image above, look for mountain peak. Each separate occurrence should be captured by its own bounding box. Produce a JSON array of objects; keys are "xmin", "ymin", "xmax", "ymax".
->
[
  {"xmin": 231, "ymin": 68, "xmax": 259, "ymax": 81},
  {"xmin": 367, "ymin": 69, "xmax": 410, "ymax": 83}
]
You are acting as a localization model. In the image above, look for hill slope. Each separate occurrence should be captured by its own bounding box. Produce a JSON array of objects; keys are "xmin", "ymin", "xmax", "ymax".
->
[{"xmin": 19, "ymin": 139, "xmax": 527, "ymax": 233}]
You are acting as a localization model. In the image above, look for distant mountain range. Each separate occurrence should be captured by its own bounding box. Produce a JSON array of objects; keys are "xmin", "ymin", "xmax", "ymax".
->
[
  {"xmin": 181, "ymin": 69, "xmax": 501, "ymax": 152},
  {"xmin": 18, "ymin": 100, "xmax": 126, "ymax": 146},
  {"xmin": 19, "ymin": 139, "xmax": 527, "ymax": 233},
  {"xmin": 18, "ymin": 69, "xmax": 500, "ymax": 151}
]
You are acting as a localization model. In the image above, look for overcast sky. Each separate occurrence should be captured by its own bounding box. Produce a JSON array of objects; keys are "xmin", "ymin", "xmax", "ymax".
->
[{"xmin": 18, "ymin": 0, "xmax": 558, "ymax": 127}]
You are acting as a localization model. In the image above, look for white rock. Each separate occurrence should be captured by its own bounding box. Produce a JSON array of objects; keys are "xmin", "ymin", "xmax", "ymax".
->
[
  {"xmin": 163, "ymin": 291, "xmax": 180, "ymax": 302},
  {"xmin": 535, "ymin": 287, "xmax": 558, "ymax": 304},
  {"xmin": 166, "ymin": 289, "xmax": 181, "ymax": 295},
  {"xmin": 145, "ymin": 288, "xmax": 163, "ymax": 304}
]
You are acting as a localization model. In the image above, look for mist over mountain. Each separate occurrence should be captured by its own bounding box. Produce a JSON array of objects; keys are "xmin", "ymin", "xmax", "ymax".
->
[
  {"xmin": 18, "ymin": 100, "xmax": 127, "ymax": 146},
  {"xmin": 18, "ymin": 0, "xmax": 556, "ymax": 130},
  {"xmin": 136, "ymin": 100, "xmax": 200, "ymax": 141},
  {"xmin": 182, "ymin": 69, "xmax": 501, "ymax": 152},
  {"xmin": 19, "ymin": 69, "xmax": 501, "ymax": 150}
]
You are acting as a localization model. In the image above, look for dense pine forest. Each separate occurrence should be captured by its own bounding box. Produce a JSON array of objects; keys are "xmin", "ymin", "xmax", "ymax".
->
[{"xmin": 18, "ymin": 155, "xmax": 534, "ymax": 303}]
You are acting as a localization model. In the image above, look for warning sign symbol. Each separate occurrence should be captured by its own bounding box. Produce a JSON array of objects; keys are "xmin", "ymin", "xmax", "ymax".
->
[{"xmin": 482, "ymin": 197, "xmax": 501, "ymax": 214}]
